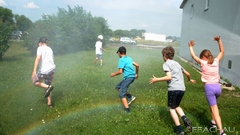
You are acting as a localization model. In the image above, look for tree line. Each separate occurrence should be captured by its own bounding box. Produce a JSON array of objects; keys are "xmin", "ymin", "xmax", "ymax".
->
[
  {"xmin": 0, "ymin": 6, "xmax": 33, "ymax": 59},
  {"xmin": 0, "ymin": 5, "xmax": 146, "ymax": 59}
]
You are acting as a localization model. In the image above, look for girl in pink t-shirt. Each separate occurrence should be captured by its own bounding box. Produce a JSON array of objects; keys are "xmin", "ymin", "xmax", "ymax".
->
[{"xmin": 188, "ymin": 36, "xmax": 226, "ymax": 135}]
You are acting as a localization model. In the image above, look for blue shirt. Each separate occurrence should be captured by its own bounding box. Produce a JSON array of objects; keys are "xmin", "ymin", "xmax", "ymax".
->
[{"xmin": 118, "ymin": 56, "xmax": 136, "ymax": 80}]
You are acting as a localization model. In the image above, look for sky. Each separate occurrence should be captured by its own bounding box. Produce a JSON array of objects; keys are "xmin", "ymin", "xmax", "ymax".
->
[{"xmin": 0, "ymin": 0, "xmax": 183, "ymax": 36}]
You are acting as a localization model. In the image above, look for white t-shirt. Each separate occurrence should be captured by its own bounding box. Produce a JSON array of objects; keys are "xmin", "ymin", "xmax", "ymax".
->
[
  {"xmin": 95, "ymin": 41, "xmax": 102, "ymax": 54},
  {"xmin": 37, "ymin": 46, "xmax": 56, "ymax": 74}
]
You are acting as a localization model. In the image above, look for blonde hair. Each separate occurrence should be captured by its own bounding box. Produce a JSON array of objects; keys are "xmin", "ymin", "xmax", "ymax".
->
[{"xmin": 200, "ymin": 49, "xmax": 214, "ymax": 64}]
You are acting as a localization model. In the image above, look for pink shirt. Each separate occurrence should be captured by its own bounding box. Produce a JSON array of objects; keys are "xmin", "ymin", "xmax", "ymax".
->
[{"xmin": 200, "ymin": 58, "xmax": 220, "ymax": 83}]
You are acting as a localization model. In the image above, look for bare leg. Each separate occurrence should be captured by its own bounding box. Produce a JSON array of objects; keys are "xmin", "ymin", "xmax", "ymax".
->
[
  {"xmin": 121, "ymin": 97, "xmax": 129, "ymax": 109},
  {"xmin": 94, "ymin": 57, "xmax": 98, "ymax": 64},
  {"xmin": 100, "ymin": 59, "xmax": 103, "ymax": 65},
  {"xmin": 34, "ymin": 82, "xmax": 52, "ymax": 108},
  {"xmin": 210, "ymin": 104, "xmax": 223, "ymax": 133},
  {"xmin": 170, "ymin": 109, "xmax": 181, "ymax": 126},
  {"xmin": 176, "ymin": 106, "xmax": 192, "ymax": 132},
  {"xmin": 34, "ymin": 82, "xmax": 48, "ymax": 89},
  {"xmin": 47, "ymin": 92, "xmax": 52, "ymax": 108},
  {"xmin": 211, "ymin": 112, "xmax": 216, "ymax": 125},
  {"xmin": 175, "ymin": 107, "xmax": 185, "ymax": 117}
]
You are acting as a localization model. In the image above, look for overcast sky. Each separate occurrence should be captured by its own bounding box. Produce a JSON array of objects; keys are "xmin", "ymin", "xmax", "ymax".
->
[{"xmin": 1, "ymin": 0, "xmax": 183, "ymax": 36}]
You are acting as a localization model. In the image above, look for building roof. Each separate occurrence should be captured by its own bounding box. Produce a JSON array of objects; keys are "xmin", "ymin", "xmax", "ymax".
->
[{"xmin": 180, "ymin": 0, "xmax": 188, "ymax": 9}]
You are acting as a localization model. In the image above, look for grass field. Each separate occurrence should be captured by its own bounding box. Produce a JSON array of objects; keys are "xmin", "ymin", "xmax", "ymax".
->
[{"xmin": 0, "ymin": 41, "xmax": 239, "ymax": 135}]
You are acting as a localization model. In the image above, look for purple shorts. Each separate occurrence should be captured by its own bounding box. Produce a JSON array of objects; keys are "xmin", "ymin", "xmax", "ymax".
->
[{"xmin": 204, "ymin": 84, "xmax": 222, "ymax": 106}]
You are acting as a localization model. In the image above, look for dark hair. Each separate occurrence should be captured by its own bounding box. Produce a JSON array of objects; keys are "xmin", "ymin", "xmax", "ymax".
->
[
  {"xmin": 162, "ymin": 46, "xmax": 175, "ymax": 59},
  {"xmin": 117, "ymin": 46, "xmax": 126, "ymax": 54},
  {"xmin": 39, "ymin": 37, "xmax": 48, "ymax": 44},
  {"xmin": 200, "ymin": 49, "xmax": 214, "ymax": 64}
]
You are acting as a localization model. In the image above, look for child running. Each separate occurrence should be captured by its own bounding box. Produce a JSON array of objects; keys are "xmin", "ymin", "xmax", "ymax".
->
[
  {"xmin": 32, "ymin": 37, "xmax": 56, "ymax": 108},
  {"xmin": 110, "ymin": 46, "xmax": 139, "ymax": 113},
  {"xmin": 149, "ymin": 46, "xmax": 196, "ymax": 135},
  {"xmin": 94, "ymin": 35, "xmax": 106, "ymax": 66},
  {"xmin": 188, "ymin": 36, "xmax": 226, "ymax": 135}
]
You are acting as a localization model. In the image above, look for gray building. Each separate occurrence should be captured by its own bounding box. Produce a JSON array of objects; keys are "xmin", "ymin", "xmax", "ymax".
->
[{"xmin": 179, "ymin": 0, "xmax": 240, "ymax": 87}]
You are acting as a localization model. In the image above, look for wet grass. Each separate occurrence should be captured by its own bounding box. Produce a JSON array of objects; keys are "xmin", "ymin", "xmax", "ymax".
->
[{"xmin": 0, "ymin": 42, "xmax": 239, "ymax": 135}]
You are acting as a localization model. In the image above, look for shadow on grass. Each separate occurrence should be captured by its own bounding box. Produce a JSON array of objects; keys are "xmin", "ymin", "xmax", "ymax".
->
[
  {"xmin": 1, "ymin": 53, "xmax": 31, "ymax": 62},
  {"xmin": 187, "ymin": 106, "xmax": 210, "ymax": 127},
  {"xmin": 0, "ymin": 122, "xmax": 7, "ymax": 135},
  {"xmin": 157, "ymin": 106, "xmax": 215, "ymax": 134},
  {"xmin": 158, "ymin": 106, "xmax": 176, "ymax": 132}
]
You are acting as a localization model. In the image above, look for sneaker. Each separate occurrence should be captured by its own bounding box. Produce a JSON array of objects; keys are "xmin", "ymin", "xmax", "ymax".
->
[
  {"xmin": 210, "ymin": 122, "xmax": 217, "ymax": 128},
  {"xmin": 44, "ymin": 85, "xmax": 54, "ymax": 98},
  {"xmin": 176, "ymin": 131, "xmax": 185, "ymax": 135},
  {"xmin": 220, "ymin": 131, "xmax": 227, "ymax": 135},
  {"xmin": 128, "ymin": 96, "xmax": 136, "ymax": 105},
  {"xmin": 125, "ymin": 109, "xmax": 131, "ymax": 114},
  {"xmin": 183, "ymin": 118, "xmax": 192, "ymax": 132},
  {"xmin": 125, "ymin": 108, "xmax": 131, "ymax": 114}
]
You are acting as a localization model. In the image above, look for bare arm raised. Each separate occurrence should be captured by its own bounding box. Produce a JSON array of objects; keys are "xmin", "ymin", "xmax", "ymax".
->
[
  {"xmin": 188, "ymin": 40, "xmax": 201, "ymax": 64},
  {"xmin": 214, "ymin": 36, "xmax": 224, "ymax": 61}
]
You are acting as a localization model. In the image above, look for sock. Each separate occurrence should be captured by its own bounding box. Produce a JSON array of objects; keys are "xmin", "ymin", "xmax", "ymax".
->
[
  {"xmin": 181, "ymin": 115, "xmax": 187, "ymax": 121},
  {"xmin": 211, "ymin": 120, "xmax": 216, "ymax": 125},
  {"xmin": 176, "ymin": 125, "xmax": 183, "ymax": 133}
]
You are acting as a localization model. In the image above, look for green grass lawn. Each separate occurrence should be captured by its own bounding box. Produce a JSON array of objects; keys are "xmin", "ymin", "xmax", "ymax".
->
[{"xmin": 0, "ymin": 42, "xmax": 239, "ymax": 135}]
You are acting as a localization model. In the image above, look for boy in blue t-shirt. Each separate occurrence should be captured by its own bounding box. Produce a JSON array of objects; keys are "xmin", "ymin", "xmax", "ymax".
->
[{"xmin": 110, "ymin": 46, "xmax": 139, "ymax": 113}]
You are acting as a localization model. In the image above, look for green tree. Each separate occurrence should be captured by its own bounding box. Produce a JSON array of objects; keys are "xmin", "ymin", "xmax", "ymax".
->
[
  {"xmin": 0, "ymin": 7, "xmax": 14, "ymax": 60},
  {"xmin": 113, "ymin": 29, "xmax": 123, "ymax": 38},
  {"xmin": 24, "ymin": 5, "xmax": 110, "ymax": 55},
  {"xmin": 136, "ymin": 29, "xmax": 146, "ymax": 38},
  {"xmin": 14, "ymin": 14, "xmax": 33, "ymax": 31},
  {"xmin": 106, "ymin": 28, "xmax": 113, "ymax": 38}
]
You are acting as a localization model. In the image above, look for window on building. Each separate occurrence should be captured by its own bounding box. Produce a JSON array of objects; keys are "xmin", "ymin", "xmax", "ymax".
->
[
  {"xmin": 228, "ymin": 60, "xmax": 232, "ymax": 69},
  {"xmin": 191, "ymin": 4, "xmax": 194, "ymax": 18},
  {"xmin": 205, "ymin": 0, "xmax": 209, "ymax": 11}
]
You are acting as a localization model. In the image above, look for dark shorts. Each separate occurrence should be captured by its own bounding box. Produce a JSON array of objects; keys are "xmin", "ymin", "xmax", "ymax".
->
[
  {"xmin": 204, "ymin": 84, "xmax": 222, "ymax": 106},
  {"xmin": 168, "ymin": 90, "xmax": 185, "ymax": 109},
  {"xmin": 32, "ymin": 70, "xmax": 55, "ymax": 85},
  {"xmin": 115, "ymin": 77, "xmax": 135, "ymax": 98}
]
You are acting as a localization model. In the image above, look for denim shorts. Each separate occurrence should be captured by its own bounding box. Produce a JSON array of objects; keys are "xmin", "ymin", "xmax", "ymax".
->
[
  {"xmin": 115, "ymin": 77, "xmax": 135, "ymax": 98},
  {"xmin": 32, "ymin": 69, "xmax": 55, "ymax": 85},
  {"xmin": 168, "ymin": 90, "xmax": 185, "ymax": 109},
  {"xmin": 96, "ymin": 54, "xmax": 102, "ymax": 60}
]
